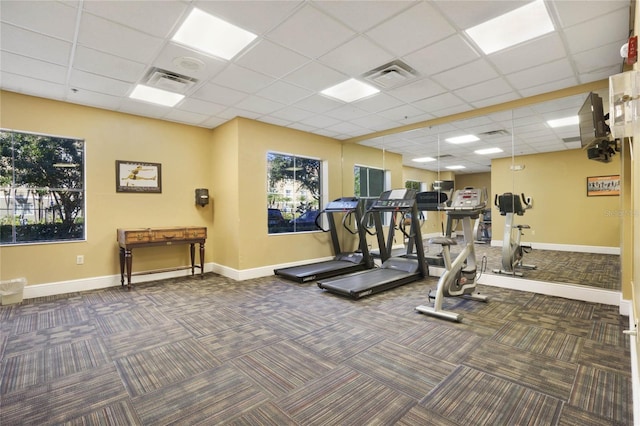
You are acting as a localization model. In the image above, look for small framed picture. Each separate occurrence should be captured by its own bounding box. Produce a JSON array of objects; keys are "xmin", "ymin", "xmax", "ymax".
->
[
  {"xmin": 587, "ymin": 175, "xmax": 620, "ymax": 197},
  {"xmin": 116, "ymin": 160, "xmax": 162, "ymax": 193}
]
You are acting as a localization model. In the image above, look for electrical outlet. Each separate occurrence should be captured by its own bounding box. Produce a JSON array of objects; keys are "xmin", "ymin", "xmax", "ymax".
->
[{"xmin": 76, "ymin": 255, "xmax": 84, "ymax": 265}]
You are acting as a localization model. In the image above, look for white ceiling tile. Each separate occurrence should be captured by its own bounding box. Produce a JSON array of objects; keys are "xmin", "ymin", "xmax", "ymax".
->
[
  {"xmin": 563, "ymin": 7, "xmax": 630, "ymax": 54},
  {"xmin": 118, "ymin": 98, "xmax": 172, "ymax": 119},
  {"xmin": 266, "ymin": 105, "xmax": 316, "ymax": 122},
  {"xmin": 235, "ymin": 95, "xmax": 285, "ymax": 115},
  {"xmin": 350, "ymin": 114, "xmax": 404, "ymax": 132},
  {"xmin": 366, "ymin": 2, "xmax": 455, "ymax": 56},
  {"xmin": 454, "ymin": 78, "xmax": 514, "ymax": 103},
  {"xmin": 506, "ymin": 59, "xmax": 574, "ymax": 91},
  {"xmin": 432, "ymin": 59, "xmax": 499, "ymax": 91},
  {"xmin": 266, "ymin": 4, "xmax": 355, "ymax": 58},
  {"xmin": 73, "ymin": 46, "xmax": 147, "ymax": 83},
  {"xmin": 0, "ymin": 72, "xmax": 66, "ymax": 100},
  {"xmin": 387, "ymin": 78, "xmax": 446, "ymax": 103},
  {"xmin": 211, "ymin": 64, "xmax": 275, "ymax": 93},
  {"xmin": 191, "ymin": 82, "xmax": 248, "ymax": 105},
  {"xmin": 69, "ymin": 69, "xmax": 131, "ymax": 96},
  {"xmin": 0, "ymin": 0, "xmax": 78, "ymax": 41},
  {"xmin": 163, "ymin": 108, "xmax": 209, "ymax": 126},
  {"xmin": 1, "ymin": 24, "xmax": 72, "ymax": 66},
  {"xmin": 195, "ymin": 0, "xmax": 302, "ymax": 35},
  {"xmin": 236, "ymin": 40, "xmax": 310, "ymax": 79},
  {"xmin": 314, "ymin": 0, "xmax": 414, "ymax": 32},
  {"xmin": 376, "ymin": 103, "xmax": 426, "ymax": 122},
  {"xmin": 259, "ymin": 116, "xmax": 294, "ymax": 128},
  {"xmin": 177, "ymin": 98, "xmax": 227, "ymax": 116},
  {"xmin": 281, "ymin": 61, "xmax": 347, "ymax": 92},
  {"xmin": 319, "ymin": 36, "xmax": 394, "ymax": 77},
  {"xmin": 404, "ymin": 35, "xmax": 480, "ymax": 76},
  {"xmin": 412, "ymin": 92, "xmax": 466, "ymax": 113},
  {"xmin": 551, "ymin": 0, "xmax": 628, "ymax": 28},
  {"xmin": 353, "ymin": 93, "xmax": 404, "ymax": 113},
  {"xmin": 297, "ymin": 114, "xmax": 342, "ymax": 129},
  {"xmin": 77, "ymin": 13, "xmax": 164, "ymax": 63},
  {"xmin": 291, "ymin": 94, "xmax": 343, "ymax": 114},
  {"xmin": 0, "ymin": 52, "xmax": 67, "ymax": 84},
  {"xmin": 82, "ymin": 1, "xmax": 188, "ymax": 38},
  {"xmin": 488, "ymin": 33, "xmax": 567, "ymax": 75},
  {"xmin": 471, "ymin": 92, "xmax": 520, "ymax": 109},
  {"xmin": 66, "ymin": 89, "xmax": 123, "ymax": 110},
  {"xmin": 572, "ymin": 41, "xmax": 625, "ymax": 75},
  {"xmin": 257, "ymin": 81, "xmax": 313, "ymax": 105},
  {"xmin": 324, "ymin": 104, "xmax": 370, "ymax": 121}
]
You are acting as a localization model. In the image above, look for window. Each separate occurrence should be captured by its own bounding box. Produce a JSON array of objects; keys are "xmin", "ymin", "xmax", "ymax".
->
[
  {"xmin": 0, "ymin": 130, "xmax": 85, "ymax": 244},
  {"xmin": 405, "ymin": 180, "xmax": 421, "ymax": 191},
  {"xmin": 267, "ymin": 152, "xmax": 321, "ymax": 233},
  {"xmin": 354, "ymin": 165, "xmax": 386, "ymax": 227}
]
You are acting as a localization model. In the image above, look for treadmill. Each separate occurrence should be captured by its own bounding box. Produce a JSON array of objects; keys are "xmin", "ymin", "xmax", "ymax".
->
[
  {"xmin": 274, "ymin": 197, "xmax": 372, "ymax": 283},
  {"xmin": 317, "ymin": 189, "xmax": 428, "ymax": 298}
]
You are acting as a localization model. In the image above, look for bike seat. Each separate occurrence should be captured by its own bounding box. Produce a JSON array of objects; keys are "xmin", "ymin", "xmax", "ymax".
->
[
  {"xmin": 429, "ymin": 236, "xmax": 458, "ymax": 246},
  {"xmin": 516, "ymin": 224, "xmax": 530, "ymax": 229}
]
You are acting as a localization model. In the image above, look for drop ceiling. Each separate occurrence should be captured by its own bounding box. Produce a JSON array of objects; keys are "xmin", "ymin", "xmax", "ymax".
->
[{"xmin": 0, "ymin": 0, "xmax": 632, "ymax": 173}]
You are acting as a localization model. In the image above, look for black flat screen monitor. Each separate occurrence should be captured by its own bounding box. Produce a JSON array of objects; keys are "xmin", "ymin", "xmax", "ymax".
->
[{"xmin": 578, "ymin": 92, "xmax": 608, "ymax": 148}]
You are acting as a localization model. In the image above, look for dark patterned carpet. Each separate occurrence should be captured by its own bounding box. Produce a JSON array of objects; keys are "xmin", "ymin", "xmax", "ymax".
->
[{"xmin": 0, "ymin": 272, "xmax": 631, "ymax": 425}]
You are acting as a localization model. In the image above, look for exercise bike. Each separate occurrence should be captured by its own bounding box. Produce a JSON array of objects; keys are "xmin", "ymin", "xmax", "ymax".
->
[
  {"xmin": 415, "ymin": 187, "xmax": 489, "ymax": 322},
  {"xmin": 493, "ymin": 192, "xmax": 536, "ymax": 277}
]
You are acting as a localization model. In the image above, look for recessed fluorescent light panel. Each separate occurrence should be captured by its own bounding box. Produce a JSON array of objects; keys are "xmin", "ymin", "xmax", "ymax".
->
[
  {"xmin": 130, "ymin": 84, "xmax": 185, "ymax": 107},
  {"xmin": 321, "ymin": 78, "xmax": 380, "ymax": 103},
  {"xmin": 547, "ymin": 116, "xmax": 579, "ymax": 128},
  {"xmin": 465, "ymin": 0, "xmax": 554, "ymax": 55},
  {"xmin": 475, "ymin": 147, "xmax": 503, "ymax": 155},
  {"xmin": 172, "ymin": 8, "xmax": 257, "ymax": 60},
  {"xmin": 412, "ymin": 157, "xmax": 437, "ymax": 163},
  {"xmin": 445, "ymin": 135, "xmax": 479, "ymax": 144},
  {"xmin": 446, "ymin": 165, "xmax": 466, "ymax": 170}
]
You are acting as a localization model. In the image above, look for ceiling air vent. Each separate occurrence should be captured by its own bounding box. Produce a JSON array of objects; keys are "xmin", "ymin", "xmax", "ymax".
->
[
  {"xmin": 479, "ymin": 129, "xmax": 510, "ymax": 137},
  {"xmin": 144, "ymin": 67, "xmax": 198, "ymax": 94},
  {"xmin": 363, "ymin": 60, "xmax": 418, "ymax": 89}
]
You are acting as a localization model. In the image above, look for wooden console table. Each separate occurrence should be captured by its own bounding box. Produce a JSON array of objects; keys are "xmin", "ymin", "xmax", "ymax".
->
[{"xmin": 117, "ymin": 226, "xmax": 207, "ymax": 289}]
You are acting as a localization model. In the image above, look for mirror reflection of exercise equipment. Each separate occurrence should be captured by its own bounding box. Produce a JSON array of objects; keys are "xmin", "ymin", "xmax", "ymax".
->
[
  {"xmin": 493, "ymin": 192, "xmax": 536, "ymax": 277},
  {"xmin": 416, "ymin": 187, "xmax": 489, "ymax": 322}
]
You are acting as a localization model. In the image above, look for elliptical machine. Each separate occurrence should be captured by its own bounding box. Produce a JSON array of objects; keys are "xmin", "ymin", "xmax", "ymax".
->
[
  {"xmin": 415, "ymin": 187, "xmax": 489, "ymax": 322},
  {"xmin": 493, "ymin": 192, "xmax": 536, "ymax": 277}
]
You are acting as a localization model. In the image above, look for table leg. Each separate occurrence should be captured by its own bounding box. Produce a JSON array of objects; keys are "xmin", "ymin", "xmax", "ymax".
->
[
  {"xmin": 190, "ymin": 243, "xmax": 196, "ymax": 276},
  {"xmin": 119, "ymin": 247, "xmax": 125, "ymax": 286},
  {"xmin": 199, "ymin": 242, "xmax": 205, "ymax": 278},
  {"xmin": 124, "ymin": 248, "xmax": 132, "ymax": 289}
]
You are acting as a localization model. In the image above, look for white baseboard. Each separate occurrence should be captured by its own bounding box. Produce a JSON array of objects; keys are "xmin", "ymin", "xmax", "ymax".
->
[
  {"xmin": 23, "ymin": 264, "xmax": 216, "ymax": 299},
  {"xmin": 490, "ymin": 240, "xmax": 620, "ymax": 255}
]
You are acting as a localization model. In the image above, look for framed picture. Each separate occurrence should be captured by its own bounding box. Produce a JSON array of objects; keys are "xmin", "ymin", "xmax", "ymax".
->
[
  {"xmin": 587, "ymin": 175, "xmax": 620, "ymax": 197},
  {"xmin": 116, "ymin": 160, "xmax": 162, "ymax": 193}
]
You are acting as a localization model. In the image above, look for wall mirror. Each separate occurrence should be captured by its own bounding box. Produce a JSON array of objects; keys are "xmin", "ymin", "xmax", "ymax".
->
[{"xmin": 353, "ymin": 88, "xmax": 620, "ymax": 293}]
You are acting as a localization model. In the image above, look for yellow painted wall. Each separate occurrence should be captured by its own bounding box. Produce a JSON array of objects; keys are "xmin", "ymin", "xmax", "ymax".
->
[
  {"xmin": 234, "ymin": 118, "xmax": 344, "ymax": 269},
  {"xmin": 0, "ymin": 91, "xmax": 212, "ymax": 286},
  {"xmin": 491, "ymin": 149, "xmax": 621, "ymax": 247}
]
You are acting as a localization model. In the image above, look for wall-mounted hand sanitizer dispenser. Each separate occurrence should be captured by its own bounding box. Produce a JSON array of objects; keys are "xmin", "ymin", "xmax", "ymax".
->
[{"xmin": 195, "ymin": 188, "xmax": 209, "ymax": 207}]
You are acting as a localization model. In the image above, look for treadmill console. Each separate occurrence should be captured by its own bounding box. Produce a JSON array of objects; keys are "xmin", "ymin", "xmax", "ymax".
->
[
  {"xmin": 325, "ymin": 197, "xmax": 359, "ymax": 211},
  {"xmin": 447, "ymin": 187, "xmax": 486, "ymax": 213},
  {"xmin": 371, "ymin": 189, "xmax": 416, "ymax": 210}
]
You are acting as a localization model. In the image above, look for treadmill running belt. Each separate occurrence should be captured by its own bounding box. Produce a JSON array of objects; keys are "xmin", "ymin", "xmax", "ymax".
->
[
  {"xmin": 317, "ymin": 268, "xmax": 420, "ymax": 298},
  {"xmin": 274, "ymin": 260, "xmax": 365, "ymax": 283}
]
